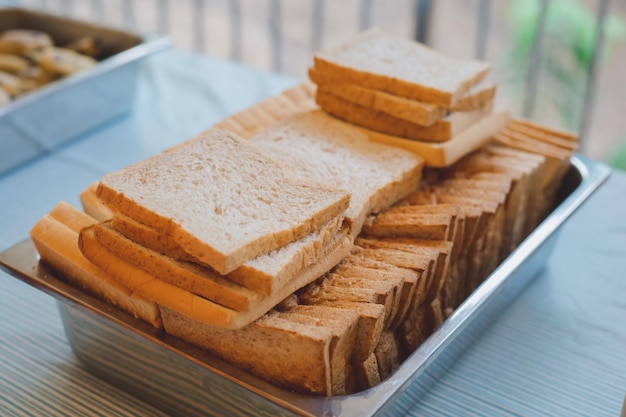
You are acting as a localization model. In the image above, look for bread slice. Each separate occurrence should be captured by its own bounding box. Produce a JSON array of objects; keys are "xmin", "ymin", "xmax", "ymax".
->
[
  {"xmin": 356, "ymin": 110, "xmax": 511, "ymax": 167},
  {"xmin": 316, "ymin": 89, "xmax": 494, "ymax": 142},
  {"xmin": 79, "ymin": 182, "xmax": 113, "ymax": 221},
  {"xmin": 96, "ymin": 129, "xmax": 350, "ymax": 275},
  {"xmin": 160, "ymin": 307, "xmax": 335, "ymax": 395},
  {"xmin": 79, "ymin": 223, "xmax": 353, "ymax": 329},
  {"xmin": 313, "ymin": 28, "xmax": 490, "ymax": 107},
  {"xmin": 309, "ymin": 67, "xmax": 496, "ymax": 126},
  {"xmin": 374, "ymin": 330, "xmax": 401, "ymax": 380},
  {"xmin": 249, "ymin": 110, "xmax": 423, "ymax": 237},
  {"xmin": 111, "ymin": 211, "xmax": 344, "ymax": 296},
  {"xmin": 29, "ymin": 203, "xmax": 162, "ymax": 328},
  {"xmin": 278, "ymin": 305, "xmax": 360, "ymax": 395},
  {"xmin": 89, "ymin": 221, "xmax": 260, "ymax": 311},
  {"xmin": 363, "ymin": 205, "xmax": 458, "ymax": 241},
  {"xmin": 353, "ymin": 353, "xmax": 381, "ymax": 391},
  {"xmin": 312, "ymin": 300, "xmax": 386, "ymax": 363},
  {"xmin": 80, "ymin": 181, "xmax": 347, "ymax": 296},
  {"xmin": 309, "ymin": 67, "xmax": 445, "ymax": 126}
]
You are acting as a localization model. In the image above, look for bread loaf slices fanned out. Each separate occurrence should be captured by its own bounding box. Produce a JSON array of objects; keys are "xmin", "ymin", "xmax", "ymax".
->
[
  {"xmin": 96, "ymin": 129, "xmax": 350, "ymax": 275},
  {"xmin": 249, "ymin": 110, "xmax": 423, "ymax": 237},
  {"xmin": 313, "ymin": 28, "xmax": 490, "ymax": 108}
]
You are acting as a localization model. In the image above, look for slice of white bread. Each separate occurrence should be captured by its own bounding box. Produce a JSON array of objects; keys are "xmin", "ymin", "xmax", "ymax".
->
[
  {"xmin": 29, "ymin": 202, "xmax": 162, "ymax": 328},
  {"xmin": 249, "ymin": 110, "xmax": 424, "ymax": 238},
  {"xmin": 80, "ymin": 183, "xmax": 347, "ymax": 296},
  {"xmin": 313, "ymin": 28, "xmax": 490, "ymax": 108},
  {"xmin": 79, "ymin": 222, "xmax": 353, "ymax": 329},
  {"xmin": 355, "ymin": 110, "xmax": 511, "ymax": 167},
  {"xmin": 316, "ymin": 88, "xmax": 494, "ymax": 142},
  {"xmin": 96, "ymin": 129, "xmax": 351, "ymax": 275},
  {"xmin": 309, "ymin": 67, "xmax": 496, "ymax": 126}
]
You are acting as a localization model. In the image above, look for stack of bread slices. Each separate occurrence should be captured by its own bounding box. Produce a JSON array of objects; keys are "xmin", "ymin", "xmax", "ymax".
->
[
  {"xmin": 309, "ymin": 28, "xmax": 511, "ymax": 167},
  {"xmin": 28, "ymin": 30, "xmax": 580, "ymax": 397}
]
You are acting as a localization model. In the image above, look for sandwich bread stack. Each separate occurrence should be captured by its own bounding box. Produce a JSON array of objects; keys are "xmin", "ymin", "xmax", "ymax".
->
[{"xmin": 309, "ymin": 28, "xmax": 511, "ymax": 166}]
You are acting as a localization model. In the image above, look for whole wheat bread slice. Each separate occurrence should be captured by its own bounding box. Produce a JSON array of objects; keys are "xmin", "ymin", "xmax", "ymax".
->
[
  {"xmin": 313, "ymin": 28, "xmax": 490, "ymax": 107},
  {"xmin": 96, "ymin": 129, "xmax": 350, "ymax": 275}
]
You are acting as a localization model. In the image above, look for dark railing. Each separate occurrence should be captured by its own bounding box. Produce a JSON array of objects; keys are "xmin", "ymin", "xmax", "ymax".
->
[{"xmin": 9, "ymin": 0, "xmax": 612, "ymax": 153}]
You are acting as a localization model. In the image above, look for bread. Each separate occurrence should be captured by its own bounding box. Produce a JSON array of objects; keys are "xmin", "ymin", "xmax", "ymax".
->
[
  {"xmin": 355, "ymin": 110, "xmax": 511, "ymax": 167},
  {"xmin": 79, "ymin": 182, "xmax": 112, "ymax": 221},
  {"xmin": 79, "ymin": 220, "xmax": 353, "ymax": 329},
  {"xmin": 212, "ymin": 82, "xmax": 317, "ymax": 139},
  {"xmin": 89, "ymin": 221, "xmax": 260, "ymax": 311},
  {"xmin": 363, "ymin": 205, "xmax": 459, "ymax": 241},
  {"xmin": 80, "ymin": 183, "xmax": 346, "ymax": 296},
  {"xmin": 277, "ymin": 304, "xmax": 360, "ymax": 395},
  {"xmin": 29, "ymin": 202, "xmax": 162, "ymax": 328},
  {"xmin": 249, "ymin": 110, "xmax": 424, "ymax": 237},
  {"xmin": 312, "ymin": 28, "xmax": 490, "ymax": 108},
  {"xmin": 316, "ymin": 88, "xmax": 494, "ymax": 142},
  {"xmin": 309, "ymin": 67, "xmax": 446, "ymax": 126},
  {"xmin": 309, "ymin": 68, "xmax": 496, "ymax": 126},
  {"xmin": 96, "ymin": 128, "xmax": 350, "ymax": 275},
  {"xmin": 160, "ymin": 306, "xmax": 336, "ymax": 395}
]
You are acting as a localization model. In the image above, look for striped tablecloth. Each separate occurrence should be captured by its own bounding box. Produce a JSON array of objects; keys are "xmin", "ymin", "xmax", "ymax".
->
[{"xmin": 1, "ymin": 49, "xmax": 625, "ymax": 416}]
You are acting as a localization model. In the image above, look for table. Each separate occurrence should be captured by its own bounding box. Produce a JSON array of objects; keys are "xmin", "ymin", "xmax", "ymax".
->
[{"xmin": 1, "ymin": 49, "xmax": 625, "ymax": 417}]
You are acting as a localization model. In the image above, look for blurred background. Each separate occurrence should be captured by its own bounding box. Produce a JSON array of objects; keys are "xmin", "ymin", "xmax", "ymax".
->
[{"xmin": 6, "ymin": 0, "xmax": 626, "ymax": 169}]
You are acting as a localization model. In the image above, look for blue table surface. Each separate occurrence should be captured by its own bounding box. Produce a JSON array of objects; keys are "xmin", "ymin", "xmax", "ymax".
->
[{"xmin": 1, "ymin": 49, "xmax": 625, "ymax": 417}]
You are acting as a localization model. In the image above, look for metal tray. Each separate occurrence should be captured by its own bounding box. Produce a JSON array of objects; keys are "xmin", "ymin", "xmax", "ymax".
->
[
  {"xmin": 0, "ymin": 7, "xmax": 171, "ymax": 175},
  {"xmin": 0, "ymin": 155, "xmax": 610, "ymax": 416}
]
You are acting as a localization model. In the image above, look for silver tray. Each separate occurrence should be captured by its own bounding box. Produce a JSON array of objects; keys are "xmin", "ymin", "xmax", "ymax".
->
[
  {"xmin": 0, "ymin": 7, "xmax": 171, "ymax": 175},
  {"xmin": 0, "ymin": 155, "xmax": 610, "ymax": 416}
]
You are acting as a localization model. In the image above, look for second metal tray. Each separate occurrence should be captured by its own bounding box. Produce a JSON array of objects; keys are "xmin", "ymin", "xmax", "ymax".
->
[{"xmin": 0, "ymin": 7, "xmax": 171, "ymax": 175}]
